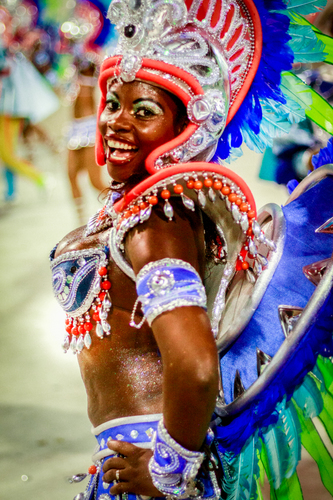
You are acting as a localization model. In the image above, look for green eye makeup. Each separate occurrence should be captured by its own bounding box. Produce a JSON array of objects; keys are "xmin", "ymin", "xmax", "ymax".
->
[{"xmin": 133, "ymin": 100, "xmax": 164, "ymax": 116}]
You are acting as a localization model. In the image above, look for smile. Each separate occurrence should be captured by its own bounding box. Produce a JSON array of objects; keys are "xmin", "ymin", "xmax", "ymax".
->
[
  {"xmin": 107, "ymin": 139, "xmax": 138, "ymax": 151},
  {"xmin": 105, "ymin": 137, "xmax": 139, "ymax": 165}
]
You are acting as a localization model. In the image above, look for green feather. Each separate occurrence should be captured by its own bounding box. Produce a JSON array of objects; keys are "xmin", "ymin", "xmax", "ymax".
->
[
  {"xmin": 280, "ymin": 71, "xmax": 312, "ymax": 112},
  {"xmin": 259, "ymin": 443, "xmax": 303, "ymax": 500},
  {"xmin": 294, "ymin": 405, "xmax": 333, "ymax": 495},
  {"xmin": 256, "ymin": 479, "xmax": 264, "ymax": 500},
  {"xmin": 269, "ymin": 471, "xmax": 303, "ymax": 500},
  {"xmin": 281, "ymin": 72, "xmax": 333, "ymax": 134},
  {"xmin": 316, "ymin": 356, "xmax": 333, "ymax": 394},
  {"xmin": 308, "ymin": 370, "xmax": 333, "ymax": 445},
  {"xmin": 284, "ymin": 0, "xmax": 326, "ymax": 15}
]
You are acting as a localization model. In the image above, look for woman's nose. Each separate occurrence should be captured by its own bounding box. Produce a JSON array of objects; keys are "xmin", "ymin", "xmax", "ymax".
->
[{"xmin": 108, "ymin": 109, "xmax": 132, "ymax": 132}]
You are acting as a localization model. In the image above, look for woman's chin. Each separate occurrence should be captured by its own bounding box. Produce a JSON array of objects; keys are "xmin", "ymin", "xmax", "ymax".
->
[{"xmin": 107, "ymin": 161, "xmax": 146, "ymax": 185}]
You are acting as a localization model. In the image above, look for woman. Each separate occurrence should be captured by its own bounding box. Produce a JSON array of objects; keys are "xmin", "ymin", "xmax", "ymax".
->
[
  {"xmin": 66, "ymin": 59, "xmax": 108, "ymax": 223},
  {"xmin": 50, "ymin": 0, "xmax": 333, "ymax": 499}
]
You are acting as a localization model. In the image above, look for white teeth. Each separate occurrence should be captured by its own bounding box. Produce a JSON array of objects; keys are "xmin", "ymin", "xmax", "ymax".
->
[{"xmin": 107, "ymin": 139, "xmax": 137, "ymax": 150}]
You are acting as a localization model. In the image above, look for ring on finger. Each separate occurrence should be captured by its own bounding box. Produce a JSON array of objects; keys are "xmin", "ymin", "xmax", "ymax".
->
[{"xmin": 115, "ymin": 469, "xmax": 120, "ymax": 482}]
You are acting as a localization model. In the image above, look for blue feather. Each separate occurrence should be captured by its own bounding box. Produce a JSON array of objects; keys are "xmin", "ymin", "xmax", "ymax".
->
[
  {"xmin": 312, "ymin": 138, "xmax": 333, "ymax": 168},
  {"xmin": 292, "ymin": 373, "xmax": 324, "ymax": 418}
]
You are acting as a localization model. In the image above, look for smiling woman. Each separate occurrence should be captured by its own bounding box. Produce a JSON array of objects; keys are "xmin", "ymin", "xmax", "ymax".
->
[{"xmin": 49, "ymin": 0, "xmax": 333, "ymax": 499}]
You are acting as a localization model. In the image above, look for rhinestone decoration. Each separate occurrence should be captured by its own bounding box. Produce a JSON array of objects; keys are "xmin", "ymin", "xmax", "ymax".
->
[
  {"xmin": 130, "ymin": 429, "xmax": 139, "ymax": 439},
  {"xmin": 116, "ymin": 434, "xmax": 124, "ymax": 440},
  {"xmin": 148, "ymin": 270, "xmax": 176, "ymax": 296},
  {"xmin": 146, "ymin": 427, "xmax": 155, "ymax": 438}
]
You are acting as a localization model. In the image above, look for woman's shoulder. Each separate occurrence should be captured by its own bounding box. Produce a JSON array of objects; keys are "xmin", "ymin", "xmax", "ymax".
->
[
  {"xmin": 54, "ymin": 225, "xmax": 109, "ymax": 259},
  {"xmin": 124, "ymin": 197, "xmax": 206, "ymax": 276}
]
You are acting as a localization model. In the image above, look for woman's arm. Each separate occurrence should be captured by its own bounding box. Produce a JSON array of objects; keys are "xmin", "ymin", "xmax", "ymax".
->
[
  {"xmin": 102, "ymin": 203, "xmax": 219, "ymax": 494},
  {"xmin": 125, "ymin": 202, "xmax": 219, "ymax": 450}
]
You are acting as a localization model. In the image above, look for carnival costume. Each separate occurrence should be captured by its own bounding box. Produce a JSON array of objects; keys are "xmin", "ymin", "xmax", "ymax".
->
[
  {"xmin": 50, "ymin": 0, "xmax": 333, "ymax": 499},
  {"xmin": 0, "ymin": 2, "xmax": 60, "ymax": 191}
]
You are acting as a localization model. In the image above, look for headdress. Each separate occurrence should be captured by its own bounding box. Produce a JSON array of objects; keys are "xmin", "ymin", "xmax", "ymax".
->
[{"xmin": 96, "ymin": 0, "xmax": 333, "ymax": 171}]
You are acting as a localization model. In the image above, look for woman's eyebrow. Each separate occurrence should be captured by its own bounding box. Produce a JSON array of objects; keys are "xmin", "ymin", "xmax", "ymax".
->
[
  {"xmin": 133, "ymin": 98, "xmax": 164, "ymax": 110},
  {"xmin": 106, "ymin": 91, "xmax": 119, "ymax": 99}
]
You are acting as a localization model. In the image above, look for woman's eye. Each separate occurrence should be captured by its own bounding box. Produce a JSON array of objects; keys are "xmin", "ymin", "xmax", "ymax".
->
[
  {"xmin": 135, "ymin": 107, "xmax": 155, "ymax": 118},
  {"xmin": 106, "ymin": 100, "xmax": 120, "ymax": 112},
  {"xmin": 134, "ymin": 102, "xmax": 163, "ymax": 118}
]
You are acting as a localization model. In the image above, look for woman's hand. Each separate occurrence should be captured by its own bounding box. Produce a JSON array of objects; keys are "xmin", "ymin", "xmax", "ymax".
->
[{"xmin": 102, "ymin": 440, "xmax": 162, "ymax": 497}]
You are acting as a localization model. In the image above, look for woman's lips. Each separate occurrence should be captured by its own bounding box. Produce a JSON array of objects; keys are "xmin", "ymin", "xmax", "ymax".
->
[{"xmin": 105, "ymin": 137, "xmax": 139, "ymax": 165}]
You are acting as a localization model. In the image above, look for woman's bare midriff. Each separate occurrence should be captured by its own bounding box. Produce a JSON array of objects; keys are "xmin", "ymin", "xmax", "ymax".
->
[
  {"xmin": 55, "ymin": 226, "xmax": 164, "ymax": 428},
  {"xmin": 74, "ymin": 86, "xmax": 96, "ymax": 118}
]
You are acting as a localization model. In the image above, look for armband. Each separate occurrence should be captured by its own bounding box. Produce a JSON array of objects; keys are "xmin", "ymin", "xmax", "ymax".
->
[
  {"xmin": 149, "ymin": 419, "xmax": 214, "ymax": 498},
  {"xmin": 130, "ymin": 258, "xmax": 207, "ymax": 328}
]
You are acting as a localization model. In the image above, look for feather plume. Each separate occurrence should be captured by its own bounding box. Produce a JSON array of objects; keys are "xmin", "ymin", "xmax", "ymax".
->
[
  {"xmin": 307, "ymin": 369, "xmax": 333, "ymax": 444},
  {"xmin": 283, "ymin": 0, "xmax": 327, "ymax": 15},
  {"xmin": 312, "ymin": 138, "xmax": 333, "ymax": 169},
  {"xmin": 292, "ymin": 374, "xmax": 323, "ymax": 419},
  {"xmin": 221, "ymin": 434, "xmax": 261, "ymax": 500},
  {"xmin": 316, "ymin": 356, "xmax": 333, "ymax": 394},
  {"xmin": 287, "ymin": 24, "xmax": 326, "ymax": 63},
  {"xmin": 260, "ymin": 400, "xmax": 301, "ymax": 489}
]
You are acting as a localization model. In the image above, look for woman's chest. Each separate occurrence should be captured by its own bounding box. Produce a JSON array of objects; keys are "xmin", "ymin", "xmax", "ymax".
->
[{"xmin": 50, "ymin": 230, "xmax": 138, "ymax": 353}]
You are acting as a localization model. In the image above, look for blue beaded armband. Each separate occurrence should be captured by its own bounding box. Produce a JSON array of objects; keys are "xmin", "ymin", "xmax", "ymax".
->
[
  {"xmin": 149, "ymin": 420, "xmax": 218, "ymax": 499},
  {"xmin": 130, "ymin": 258, "xmax": 207, "ymax": 328}
]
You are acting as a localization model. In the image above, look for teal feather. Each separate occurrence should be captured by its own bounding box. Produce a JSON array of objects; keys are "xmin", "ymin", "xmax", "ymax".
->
[
  {"xmin": 278, "ymin": 401, "xmax": 302, "ymax": 478},
  {"xmin": 310, "ymin": 365, "xmax": 326, "ymax": 389},
  {"xmin": 288, "ymin": 24, "xmax": 326, "ymax": 63},
  {"xmin": 261, "ymin": 400, "xmax": 301, "ymax": 490},
  {"xmin": 292, "ymin": 374, "xmax": 324, "ymax": 419},
  {"xmin": 242, "ymin": 126, "xmax": 270, "ymax": 154},
  {"xmin": 265, "ymin": 95, "xmax": 306, "ymax": 123},
  {"xmin": 284, "ymin": 0, "xmax": 326, "ymax": 16},
  {"xmin": 260, "ymin": 107, "xmax": 292, "ymax": 139},
  {"xmin": 222, "ymin": 434, "xmax": 261, "ymax": 500},
  {"xmin": 280, "ymin": 72, "xmax": 312, "ymax": 115}
]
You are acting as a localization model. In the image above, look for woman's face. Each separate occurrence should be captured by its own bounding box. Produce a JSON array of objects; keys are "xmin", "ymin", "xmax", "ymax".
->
[{"xmin": 98, "ymin": 80, "xmax": 184, "ymax": 183}]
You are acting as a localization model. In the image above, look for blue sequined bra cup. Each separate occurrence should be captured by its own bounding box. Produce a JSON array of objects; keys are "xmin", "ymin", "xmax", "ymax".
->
[{"xmin": 49, "ymin": 245, "xmax": 112, "ymax": 353}]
